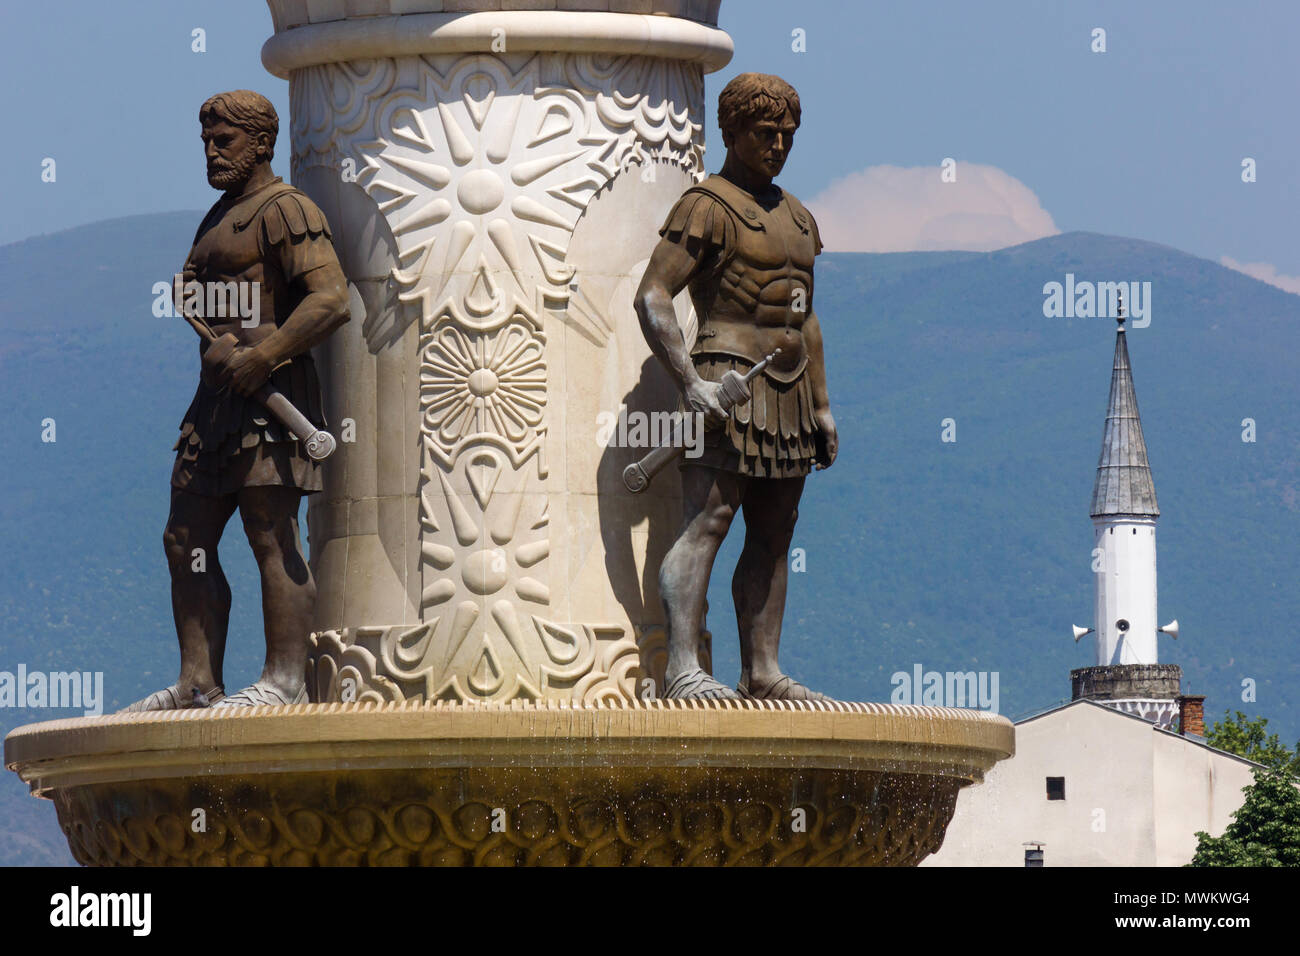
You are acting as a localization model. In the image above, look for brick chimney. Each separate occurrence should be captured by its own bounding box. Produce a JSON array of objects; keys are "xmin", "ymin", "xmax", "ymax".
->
[{"xmin": 1177, "ymin": 695, "xmax": 1206, "ymax": 737}]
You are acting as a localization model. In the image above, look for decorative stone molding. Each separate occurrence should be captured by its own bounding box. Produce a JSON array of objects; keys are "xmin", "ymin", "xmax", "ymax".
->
[
  {"xmin": 307, "ymin": 622, "xmax": 709, "ymax": 703},
  {"xmin": 49, "ymin": 767, "xmax": 959, "ymax": 867},
  {"xmin": 263, "ymin": 8, "xmax": 732, "ymax": 77},
  {"xmin": 267, "ymin": 1, "xmax": 724, "ymax": 36},
  {"xmin": 308, "ymin": 621, "xmax": 641, "ymax": 703},
  {"xmin": 1099, "ymin": 698, "xmax": 1180, "ymax": 730}
]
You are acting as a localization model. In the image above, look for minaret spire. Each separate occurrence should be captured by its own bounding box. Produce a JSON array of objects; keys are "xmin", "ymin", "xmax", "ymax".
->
[{"xmin": 1090, "ymin": 289, "xmax": 1159, "ymax": 519}]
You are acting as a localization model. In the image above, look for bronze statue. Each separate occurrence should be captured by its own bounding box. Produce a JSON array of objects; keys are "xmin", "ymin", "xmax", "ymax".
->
[
  {"xmin": 634, "ymin": 73, "xmax": 837, "ymax": 701},
  {"xmin": 123, "ymin": 90, "xmax": 350, "ymax": 711}
]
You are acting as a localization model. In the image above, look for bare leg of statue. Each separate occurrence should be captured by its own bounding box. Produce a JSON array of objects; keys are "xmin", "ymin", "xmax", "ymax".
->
[
  {"xmin": 660, "ymin": 464, "xmax": 745, "ymax": 699},
  {"xmin": 122, "ymin": 489, "xmax": 237, "ymax": 711},
  {"xmin": 734, "ymin": 475, "xmax": 825, "ymax": 701},
  {"xmin": 217, "ymin": 485, "xmax": 313, "ymax": 706}
]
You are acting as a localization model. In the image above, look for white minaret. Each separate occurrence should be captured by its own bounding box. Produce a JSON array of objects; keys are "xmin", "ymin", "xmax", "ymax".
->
[
  {"xmin": 1089, "ymin": 300, "xmax": 1162, "ymax": 665},
  {"xmin": 1071, "ymin": 295, "xmax": 1181, "ymax": 727}
]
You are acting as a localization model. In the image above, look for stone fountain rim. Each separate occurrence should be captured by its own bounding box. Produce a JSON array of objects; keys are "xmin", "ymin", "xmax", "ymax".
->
[
  {"xmin": 6, "ymin": 700, "xmax": 1014, "ymax": 797},
  {"xmin": 262, "ymin": 11, "xmax": 735, "ymax": 78}
]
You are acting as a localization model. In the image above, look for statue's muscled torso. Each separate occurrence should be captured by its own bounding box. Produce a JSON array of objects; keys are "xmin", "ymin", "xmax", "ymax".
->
[
  {"xmin": 185, "ymin": 178, "xmax": 329, "ymax": 348},
  {"xmin": 658, "ymin": 172, "xmax": 824, "ymax": 478},
  {"xmin": 680, "ymin": 174, "xmax": 821, "ymax": 386}
]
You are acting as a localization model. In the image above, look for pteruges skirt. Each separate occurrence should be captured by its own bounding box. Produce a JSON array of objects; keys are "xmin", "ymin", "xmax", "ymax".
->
[
  {"xmin": 687, "ymin": 354, "xmax": 819, "ymax": 479},
  {"xmin": 171, "ymin": 357, "xmax": 326, "ymax": 499}
]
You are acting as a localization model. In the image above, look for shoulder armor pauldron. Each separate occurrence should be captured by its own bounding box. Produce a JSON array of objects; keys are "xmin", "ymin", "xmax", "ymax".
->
[{"xmin": 683, "ymin": 176, "xmax": 769, "ymax": 231}]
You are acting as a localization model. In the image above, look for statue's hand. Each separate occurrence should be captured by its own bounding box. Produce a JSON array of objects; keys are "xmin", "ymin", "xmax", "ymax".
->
[
  {"xmin": 814, "ymin": 407, "xmax": 838, "ymax": 470},
  {"xmin": 224, "ymin": 344, "xmax": 275, "ymax": 397},
  {"xmin": 685, "ymin": 377, "xmax": 729, "ymax": 430},
  {"xmin": 201, "ymin": 333, "xmax": 240, "ymax": 388}
]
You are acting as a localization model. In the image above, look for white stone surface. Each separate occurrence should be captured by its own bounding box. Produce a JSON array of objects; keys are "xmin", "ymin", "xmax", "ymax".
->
[
  {"xmin": 1092, "ymin": 516, "xmax": 1159, "ymax": 665},
  {"xmin": 262, "ymin": 10, "xmax": 732, "ymax": 77}
]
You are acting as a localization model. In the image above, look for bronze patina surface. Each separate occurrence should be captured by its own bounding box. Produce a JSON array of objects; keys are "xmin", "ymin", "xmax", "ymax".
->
[
  {"xmin": 123, "ymin": 91, "xmax": 350, "ymax": 713},
  {"xmin": 634, "ymin": 74, "xmax": 837, "ymax": 702}
]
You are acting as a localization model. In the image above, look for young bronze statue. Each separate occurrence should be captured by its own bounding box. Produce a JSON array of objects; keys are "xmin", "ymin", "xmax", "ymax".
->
[
  {"xmin": 634, "ymin": 73, "xmax": 838, "ymax": 701},
  {"xmin": 123, "ymin": 90, "xmax": 350, "ymax": 710}
]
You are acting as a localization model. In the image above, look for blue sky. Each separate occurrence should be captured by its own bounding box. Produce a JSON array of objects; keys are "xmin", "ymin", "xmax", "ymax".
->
[{"xmin": 1, "ymin": 0, "xmax": 1296, "ymax": 285}]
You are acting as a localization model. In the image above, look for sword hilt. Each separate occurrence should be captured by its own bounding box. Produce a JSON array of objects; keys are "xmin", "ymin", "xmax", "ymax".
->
[
  {"xmin": 622, "ymin": 349, "xmax": 785, "ymax": 494},
  {"xmin": 741, "ymin": 348, "xmax": 782, "ymax": 384},
  {"xmin": 718, "ymin": 348, "xmax": 782, "ymax": 408}
]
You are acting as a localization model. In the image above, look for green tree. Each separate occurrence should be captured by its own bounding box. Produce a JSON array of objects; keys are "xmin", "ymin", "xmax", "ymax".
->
[
  {"xmin": 1204, "ymin": 710, "xmax": 1298, "ymax": 773},
  {"xmin": 1189, "ymin": 766, "xmax": 1300, "ymax": 866},
  {"xmin": 1190, "ymin": 711, "xmax": 1300, "ymax": 866}
]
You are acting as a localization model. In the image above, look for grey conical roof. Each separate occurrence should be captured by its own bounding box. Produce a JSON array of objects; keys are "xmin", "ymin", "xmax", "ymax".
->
[{"xmin": 1090, "ymin": 326, "xmax": 1159, "ymax": 518}]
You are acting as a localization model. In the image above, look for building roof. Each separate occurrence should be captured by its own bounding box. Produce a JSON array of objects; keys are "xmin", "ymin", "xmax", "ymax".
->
[
  {"xmin": 1012, "ymin": 698, "xmax": 1263, "ymax": 768},
  {"xmin": 1090, "ymin": 322, "xmax": 1160, "ymax": 518}
]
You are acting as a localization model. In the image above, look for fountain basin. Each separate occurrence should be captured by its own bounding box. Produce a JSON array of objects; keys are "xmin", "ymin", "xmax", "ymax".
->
[{"xmin": 6, "ymin": 700, "xmax": 1013, "ymax": 866}]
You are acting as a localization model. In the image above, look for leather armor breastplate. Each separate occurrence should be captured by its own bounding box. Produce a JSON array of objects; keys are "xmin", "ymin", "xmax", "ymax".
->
[
  {"xmin": 686, "ymin": 175, "xmax": 820, "ymax": 383},
  {"xmin": 184, "ymin": 179, "xmax": 298, "ymax": 347}
]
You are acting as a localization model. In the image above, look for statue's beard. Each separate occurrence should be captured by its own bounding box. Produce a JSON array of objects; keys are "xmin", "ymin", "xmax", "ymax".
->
[{"xmin": 207, "ymin": 146, "xmax": 259, "ymax": 190}]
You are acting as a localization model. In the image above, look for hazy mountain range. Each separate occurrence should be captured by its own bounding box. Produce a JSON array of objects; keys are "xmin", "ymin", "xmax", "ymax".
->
[{"xmin": 1, "ymin": 214, "xmax": 1297, "ymax": 865}]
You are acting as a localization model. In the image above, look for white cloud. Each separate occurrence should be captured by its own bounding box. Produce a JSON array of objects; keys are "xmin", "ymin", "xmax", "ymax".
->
[
  {"xmin": 807, "ymin": 162, "xmax": 1058, "ymax": 253},
  {"xmin": 1219, "ymin": 256, "xmax": 1300, "ymax": 296}
]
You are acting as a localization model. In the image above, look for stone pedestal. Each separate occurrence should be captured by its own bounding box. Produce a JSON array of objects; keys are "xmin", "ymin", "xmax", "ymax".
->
[{"xmin": 262, "ymin": 1, "xmax": 731, "ymax": 703}]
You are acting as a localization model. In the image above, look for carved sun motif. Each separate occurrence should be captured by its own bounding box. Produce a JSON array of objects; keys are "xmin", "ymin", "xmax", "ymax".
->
[
  {"xmin": 421, "ymin": 318, "xmax": 546, "ymax": 467},
  {"xmin": 421, "ymin": 448, "xmax": 551, "ymax": 610},
  {"xmin": 358, "ymin": 55, "xmax": 602, "ymax": 332}
]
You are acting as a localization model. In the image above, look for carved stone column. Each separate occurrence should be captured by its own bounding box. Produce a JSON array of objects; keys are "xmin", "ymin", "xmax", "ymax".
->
[{"xmin": 261, "ymin": 2, "xmax": 732, "ymax": 704}]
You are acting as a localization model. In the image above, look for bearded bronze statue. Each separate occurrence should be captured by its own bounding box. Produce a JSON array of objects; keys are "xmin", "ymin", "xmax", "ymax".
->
[
  {"xmin": 634, "ymin": 73, "xmax": 838, "ymax": 701},
  {"xmin": 123, "ymin": 90, "xmax": 350, "ymax": 710}
]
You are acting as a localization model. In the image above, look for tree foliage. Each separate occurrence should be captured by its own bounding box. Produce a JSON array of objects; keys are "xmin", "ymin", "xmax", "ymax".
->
[
  {"xmin": 1191, "ymin": 712, "xmax": 1300, "ymax": 866},
  {"xmin": 1205, "ymin": 710, "xmax": 1299, "ymax": 774}
]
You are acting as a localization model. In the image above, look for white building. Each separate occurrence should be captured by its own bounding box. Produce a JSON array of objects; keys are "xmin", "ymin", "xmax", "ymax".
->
[{"xmin": 925, "ymin": 699, "xmax": 1258, "ymax": 866}]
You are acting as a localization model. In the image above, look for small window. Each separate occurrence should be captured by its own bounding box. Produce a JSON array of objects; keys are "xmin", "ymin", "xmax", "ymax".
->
[{"xmin": 1046, "ymin": 777, "xmax": 1066, "ymax": 800}]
